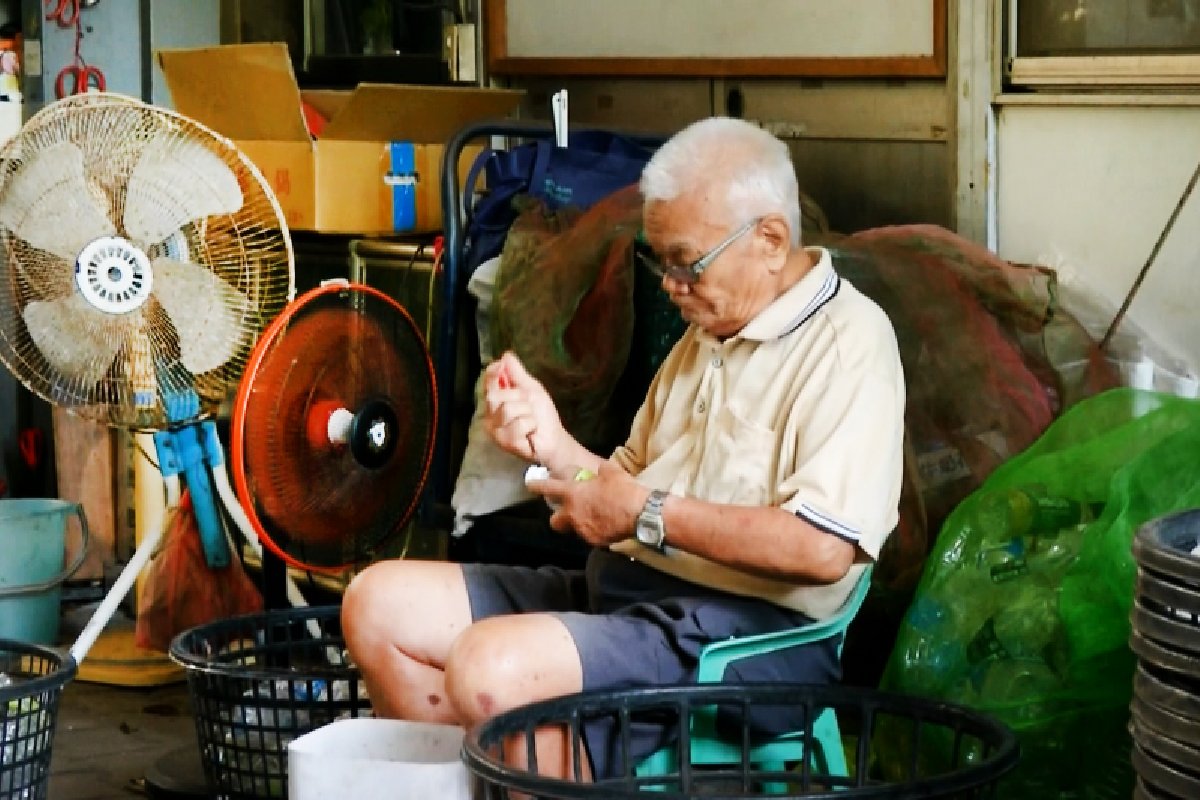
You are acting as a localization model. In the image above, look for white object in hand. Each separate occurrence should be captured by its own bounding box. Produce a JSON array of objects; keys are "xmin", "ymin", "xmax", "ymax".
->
[{"xmin": 525, "ymin": 464, "xmax": 561, "ymax": 511}]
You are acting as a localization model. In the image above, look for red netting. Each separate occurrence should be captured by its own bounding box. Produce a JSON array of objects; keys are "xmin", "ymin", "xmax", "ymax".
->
[
  {"xmin": 491, "ymin": 185, "xmax": 642, "ymax": 453},
  {"xmin": 824, "ymin": 225, "xmax": 1121, "ymax": 594},
  {"xmin": 135, "ymin": 492, "xmax": 262, "ymax": 654}
]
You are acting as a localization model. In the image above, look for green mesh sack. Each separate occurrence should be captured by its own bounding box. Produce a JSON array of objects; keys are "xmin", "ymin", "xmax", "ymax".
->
[{"xmin": 877, "ymin": 388, "xmax": 1200, "ymax": 798}]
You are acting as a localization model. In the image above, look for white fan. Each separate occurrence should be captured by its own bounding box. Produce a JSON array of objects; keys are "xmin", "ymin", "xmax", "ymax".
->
[{"xmin": 0, "ymin": 93, "xmax": 303, "ymax": 662}]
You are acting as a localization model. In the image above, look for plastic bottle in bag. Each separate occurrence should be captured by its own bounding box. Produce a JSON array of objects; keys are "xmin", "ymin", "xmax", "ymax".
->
[
  {"xmin": 974, "ymin": 490, "xmax": 1100, "ymax": 586},
  {"xmin": 898, "ymin": 595, "xmax": 967, "ymax": 695},
  {"xmin": 975, "ymin": 488, "xmax": 1087, "ymax": 544}
]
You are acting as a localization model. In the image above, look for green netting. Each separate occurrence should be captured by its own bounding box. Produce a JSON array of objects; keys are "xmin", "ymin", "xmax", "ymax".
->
[{"xmin": 879, "ymin": 388, "xmax": 1200, "ymax": 798}]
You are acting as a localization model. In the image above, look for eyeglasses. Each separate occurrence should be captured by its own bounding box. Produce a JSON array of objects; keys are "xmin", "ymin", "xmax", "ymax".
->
[{"xmin": 635, "ymin": 217, "xmax": 762, "ymax": 285}]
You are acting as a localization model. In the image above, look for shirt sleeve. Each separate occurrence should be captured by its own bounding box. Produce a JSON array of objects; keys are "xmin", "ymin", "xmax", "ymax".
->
[
  {"xmin": 611, "ymin": 403, "xmax": 650, "ymax": 476},
  {"xmin": 778, "ymin": 370, "xmax": 904, "ymax": 560}
]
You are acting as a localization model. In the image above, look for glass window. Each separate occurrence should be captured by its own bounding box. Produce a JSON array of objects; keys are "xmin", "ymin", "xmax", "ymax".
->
[{"xmin": 1017, "ymin": 0, "xmax": 1200, "ymax": 57}]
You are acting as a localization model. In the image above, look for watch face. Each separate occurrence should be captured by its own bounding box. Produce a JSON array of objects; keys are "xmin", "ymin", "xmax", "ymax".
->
[{"xmin": 637, "ymin": 514, "xmax": 663, "ymax": 547}]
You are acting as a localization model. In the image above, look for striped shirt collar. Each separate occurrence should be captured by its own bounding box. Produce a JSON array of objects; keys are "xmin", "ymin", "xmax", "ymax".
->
[{"xmin": 738, "ymin": 247, "xmax": 840, "ymax": 342}]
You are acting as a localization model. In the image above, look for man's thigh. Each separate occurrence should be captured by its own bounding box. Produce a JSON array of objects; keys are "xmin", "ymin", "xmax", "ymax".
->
[
  {"xmin": 462, "ymin": 561, "xmax": 590, "ymax": 620},
  {"xmin": 554, "ymin": 596, "xmax": 842, "ymax": 780}
]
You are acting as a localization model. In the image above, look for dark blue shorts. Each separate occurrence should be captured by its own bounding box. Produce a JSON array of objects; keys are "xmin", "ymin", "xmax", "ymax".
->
[{"xmin": 462, "ymin": 547, "xmax": 842, "ymax": 779}]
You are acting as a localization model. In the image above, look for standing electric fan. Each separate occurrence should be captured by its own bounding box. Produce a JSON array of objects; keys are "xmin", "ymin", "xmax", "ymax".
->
[
  {"xmin": 229, "ymin": 280, "xmax": 438, "ymax": 580},
  {"xmin": 0, "ymin": 92, "xmax": 294, "ymax": 663}
]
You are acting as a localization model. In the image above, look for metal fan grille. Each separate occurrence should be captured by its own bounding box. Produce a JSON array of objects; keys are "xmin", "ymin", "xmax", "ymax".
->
[
  {"xmin": 0, "ymin": 94, "xmax": 292, "ymax": 429},
  {"xmin": 235, "ymin": 285, "xmax": 437, "ymax": 572}
]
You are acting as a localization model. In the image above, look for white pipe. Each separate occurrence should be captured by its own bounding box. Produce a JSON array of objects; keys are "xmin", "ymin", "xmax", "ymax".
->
[
  {"xmin": 164, "ymin": 474, "xmax": 181, "ymax": 507},
  {"xmin": 71, "ymin": 525, "xmax": 163, "ymax": 663},
  {"xmin": 72, "ymin": 450, "xmax": 175, "ymax": 663},
  {"xmin": 210, "ymin": 462, "xmax": 342, "ymax": 665}
]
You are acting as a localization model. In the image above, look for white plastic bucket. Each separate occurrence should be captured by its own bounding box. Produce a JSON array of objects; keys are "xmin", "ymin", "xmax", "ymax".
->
[{"xmin": 288, "ymin": 717, "xmax": 471, "ymax": 800}]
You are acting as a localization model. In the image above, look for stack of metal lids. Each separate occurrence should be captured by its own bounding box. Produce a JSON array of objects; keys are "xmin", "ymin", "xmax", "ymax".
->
[{"xmin": 1131, "ymin": 509, "xmax": 1200, "ymax": 800}]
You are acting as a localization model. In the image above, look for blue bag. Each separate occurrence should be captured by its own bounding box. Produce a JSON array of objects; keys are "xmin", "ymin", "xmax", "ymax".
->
[{"xmin": 462, "ymin": 130, "xmax": 654, "ymax": 279}]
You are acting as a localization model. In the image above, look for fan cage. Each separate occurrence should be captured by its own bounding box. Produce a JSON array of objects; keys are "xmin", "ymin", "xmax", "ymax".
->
[
  {"xmin": 0, "ymin": 93, "xmax": 294, "ymax": 430},
  {"xmin": 231, "ymin": 281, "xmax": 438, "ymax": 575}
]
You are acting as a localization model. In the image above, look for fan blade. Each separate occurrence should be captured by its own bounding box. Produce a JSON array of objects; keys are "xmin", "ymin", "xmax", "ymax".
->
[
  {"xmin": 124, "ymin": 134, "xmax": 244, "ymax": 246},
  {"xmin": 0, "ymin": 141, "xmax": 118, "ymax": 262},
  {"xmin": 153, "ymin": 256, "xmax": 251, "ymax": 375},
  {"xmin": 23, "ymin": 294, "xmax": 123, "ymax": 386}
]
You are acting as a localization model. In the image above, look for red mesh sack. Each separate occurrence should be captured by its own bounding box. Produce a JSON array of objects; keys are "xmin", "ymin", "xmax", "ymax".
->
[
  {"xmin": 135, "ymin": 491, "xmax": 263, "ymax": 653},
  {"xmin": 818, "ymin": 226, "xmax": 1120, "ymax": 596},
  {"xmin": 491, "ymin": 185, "xmax": 641, "ymax": 453}
]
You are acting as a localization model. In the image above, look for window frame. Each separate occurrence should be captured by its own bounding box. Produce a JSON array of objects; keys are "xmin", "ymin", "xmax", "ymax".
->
[{"xmin": 1006, "ymin": 0, "xmax": 1200, "ymax": 87}]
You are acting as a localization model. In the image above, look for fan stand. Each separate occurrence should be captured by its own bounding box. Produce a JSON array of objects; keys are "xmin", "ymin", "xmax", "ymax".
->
[
  {"xmin": 261, "ymin": 539, "xmax": 292, "ymax": 612},
  {"xmin": 140, "ymin": 489, "xmax": 292, "ymax": 800},
  {"xmin": 73, "ymin": 436, "xmax": 187, "ymax": 687}
]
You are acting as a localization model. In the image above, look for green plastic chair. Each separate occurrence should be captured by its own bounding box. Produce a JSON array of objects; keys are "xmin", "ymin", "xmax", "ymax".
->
[{"xmin": 635, "ymin": 565, "xmax": 874, "ymax": 792}]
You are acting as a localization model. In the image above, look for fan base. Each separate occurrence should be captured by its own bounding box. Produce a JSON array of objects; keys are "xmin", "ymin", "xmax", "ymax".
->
[
  {"xmin": 75, "ymin": 629, "xmax": 186, "ymax": 687},
  {"xmin": 143, "ymin": 745, "xmax": 208, "ymax": 800}
]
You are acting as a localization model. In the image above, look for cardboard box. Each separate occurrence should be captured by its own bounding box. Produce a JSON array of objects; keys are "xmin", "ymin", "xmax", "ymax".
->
[{"xmin": 157, "ymin": 43, "xmax": 524, "ymax": 235}]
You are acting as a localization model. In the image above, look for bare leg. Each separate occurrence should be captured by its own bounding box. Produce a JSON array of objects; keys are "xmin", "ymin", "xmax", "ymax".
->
[
  {"xmin": 341, "ymin": 559, "xmax": 473, "ymax": 724},
  {"xmin": 446, "ymin": 613, "xmax": 592, "ymax": 782}
]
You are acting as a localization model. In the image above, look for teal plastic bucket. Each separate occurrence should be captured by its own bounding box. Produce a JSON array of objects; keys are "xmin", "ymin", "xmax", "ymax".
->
[{"xmin": 0, "ymin": 499, "xmax": 89, "ymax": 645}]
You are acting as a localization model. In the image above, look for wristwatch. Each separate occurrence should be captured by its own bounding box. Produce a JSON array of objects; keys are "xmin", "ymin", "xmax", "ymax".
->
[{"xmin": 636, "ymin": 490, "xmax": 669, "ymax": 551}]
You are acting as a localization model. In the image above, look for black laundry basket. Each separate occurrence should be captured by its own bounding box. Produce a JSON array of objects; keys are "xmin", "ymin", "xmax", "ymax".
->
[
  {"xmin": 169, "ymin": 606, "xmax": 370, "ymax": 800},
  {"xmin": 0, "ymin": 639, "xmax": 76, "ymax": 800},
  {"xmin": 464, "ymin": 683, "xmax": 1020, "ymax": 799}
]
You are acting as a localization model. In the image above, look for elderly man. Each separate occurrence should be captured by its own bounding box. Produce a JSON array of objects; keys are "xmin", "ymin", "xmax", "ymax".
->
[{"xmin": 342, "ymin": 117, "xmax": 905, "ymax": 780}]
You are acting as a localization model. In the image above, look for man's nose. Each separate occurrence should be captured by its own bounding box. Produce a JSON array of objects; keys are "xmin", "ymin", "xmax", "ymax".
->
[{"xmin": 662, "ymin": 274, "xmax": 688, "ymax": 295}]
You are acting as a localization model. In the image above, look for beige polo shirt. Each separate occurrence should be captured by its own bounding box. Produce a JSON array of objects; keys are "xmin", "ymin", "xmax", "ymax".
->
[{"xmin": 610, "ymin": 247, "xmax": 905, "ymax": 620}]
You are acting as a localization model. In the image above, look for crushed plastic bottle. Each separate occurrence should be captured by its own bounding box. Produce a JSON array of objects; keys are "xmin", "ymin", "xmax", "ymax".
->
[
  {"xmin": 898, "ymin": 595, "xmax": 967, "ymax": 694},
  {"xmin": 992, "ymin": 589, "xmax": 1068, "ymax": 670},
  {"xmin": 974, "ymin": 487, "xmax": 1092, "ymax": 547}
]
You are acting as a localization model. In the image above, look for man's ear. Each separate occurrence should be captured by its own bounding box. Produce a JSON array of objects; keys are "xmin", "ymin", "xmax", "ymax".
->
[{"xmin": 758, "ymin": 215, "xmax": 792, "ymax": 270}]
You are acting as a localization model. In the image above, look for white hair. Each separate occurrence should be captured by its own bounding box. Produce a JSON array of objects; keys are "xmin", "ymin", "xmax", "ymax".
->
[{"xmin": 640, "ymin": 117, "xmax": 803, "ymax": 247}]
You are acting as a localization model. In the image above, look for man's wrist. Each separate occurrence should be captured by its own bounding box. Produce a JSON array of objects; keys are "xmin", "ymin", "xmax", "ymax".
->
[{"xmin": 628, "ymin": 482, "xmax": 653, "ymax": 534}]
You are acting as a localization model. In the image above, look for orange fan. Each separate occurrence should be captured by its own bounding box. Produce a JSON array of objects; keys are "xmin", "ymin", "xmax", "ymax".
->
[{"xmin": 231, "ymin": 282, "xmax": 437, "ymax": 573}]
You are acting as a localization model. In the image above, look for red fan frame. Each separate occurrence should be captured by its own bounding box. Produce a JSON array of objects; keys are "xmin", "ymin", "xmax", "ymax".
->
[{"xmin": 230, "ymin": 281, "xmax": 438, "ymax": 574}]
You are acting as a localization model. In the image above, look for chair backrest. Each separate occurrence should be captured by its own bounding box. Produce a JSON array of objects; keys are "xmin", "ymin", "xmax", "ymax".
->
[{"xmin": 697, "ymin": 565, "xmax": 874, "ymax": 683}]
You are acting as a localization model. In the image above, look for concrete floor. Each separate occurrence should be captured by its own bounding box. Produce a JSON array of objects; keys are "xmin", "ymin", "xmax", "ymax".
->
[{"xmin": 49, "ymin": 680, "xmax": 202, "ymax": 800}]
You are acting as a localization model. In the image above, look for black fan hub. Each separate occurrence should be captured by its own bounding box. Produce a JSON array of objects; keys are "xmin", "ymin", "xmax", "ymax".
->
[{"xmin": 350, "ymin": 399, "xmax": 399, "ymax": 470}]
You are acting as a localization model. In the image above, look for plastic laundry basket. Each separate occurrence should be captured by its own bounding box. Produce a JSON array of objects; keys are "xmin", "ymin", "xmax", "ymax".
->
[
  {"xmin": 0, "ymin": 639, "xmax": 77, "ymax": 800},
  {"xmin": 464, "ymin": 683, "xmax": 1021, "ymax": 799},
  {"xmin": 169, "ymin": 606, "xmax": 370, "ymax": 800}
]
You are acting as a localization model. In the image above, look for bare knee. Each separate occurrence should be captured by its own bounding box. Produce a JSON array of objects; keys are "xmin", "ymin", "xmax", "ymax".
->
[
  {"xmin": 445, "ymin": 616, "xmax": 582, "ymax": 725},
  {"xmin": 342, "ymin": 560, "xmax": 472, "ymax": 669},
  {"xmin": 340, "ymin": 561, "xmax": 391, "ymax": 651}
]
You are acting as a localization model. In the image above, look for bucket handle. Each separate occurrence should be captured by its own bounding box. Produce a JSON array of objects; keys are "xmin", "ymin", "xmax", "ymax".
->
[{"xmin": 0, "ymin": 503, "xmax": 90, "ymax": 598}]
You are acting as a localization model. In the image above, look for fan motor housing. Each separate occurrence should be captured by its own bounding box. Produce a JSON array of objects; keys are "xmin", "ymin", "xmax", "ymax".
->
[{"xmin": 76, "ymin": 236, "xmax": 154, "ymax": 314}]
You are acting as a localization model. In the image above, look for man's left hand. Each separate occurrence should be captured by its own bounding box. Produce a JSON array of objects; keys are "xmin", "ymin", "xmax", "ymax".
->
[{"xmin": 527, "ymin": 462, "xmax": 651, "ymax": 547}]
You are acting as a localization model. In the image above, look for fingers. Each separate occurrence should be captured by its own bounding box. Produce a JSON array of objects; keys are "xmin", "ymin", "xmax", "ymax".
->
[
  {"xmin": 487, "ymin": 412, "xmax": 537, "ymax": 460},
  {"xmin": 548, "ymin": 509, "xmax": 570, "ymax": 533},
  {"xmin": 526, "ymin": 477, "xmax": 569, "ymax": 499},
  {"xmin": 497, "ymin": 352, "xmax": 538, "ymax": 391}
]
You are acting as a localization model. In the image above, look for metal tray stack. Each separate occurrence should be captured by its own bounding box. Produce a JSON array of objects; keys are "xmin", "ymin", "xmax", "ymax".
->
[{"xmin": 1130, "ymin": 509, "xmax": 1200, "ymax": 800}]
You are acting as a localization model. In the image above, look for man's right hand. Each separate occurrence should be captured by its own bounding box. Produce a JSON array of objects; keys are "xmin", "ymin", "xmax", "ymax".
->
[{"xmin": 483, "ymin": 353, "xmax": 568, "ymax": 467}]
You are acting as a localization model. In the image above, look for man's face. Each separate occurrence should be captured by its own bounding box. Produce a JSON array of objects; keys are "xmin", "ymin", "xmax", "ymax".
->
[{"xmin": 642, "ymin": 194, "xmax": 774, "ymax": 339}]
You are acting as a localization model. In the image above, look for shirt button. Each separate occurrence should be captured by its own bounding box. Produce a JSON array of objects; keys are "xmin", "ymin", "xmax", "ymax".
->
[
  {"xmin": 712, "ymin": 356, "xmax": 723, "ymax": 368},
  {"xmin": 697, "ymin": 400, "xmax": 707, "ymax": 414}
]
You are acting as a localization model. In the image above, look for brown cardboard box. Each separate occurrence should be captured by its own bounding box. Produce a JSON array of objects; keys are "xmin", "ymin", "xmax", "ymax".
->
[{"xmin": 157, "ymin": 43, "xmax": 524, "ymax": 235}]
